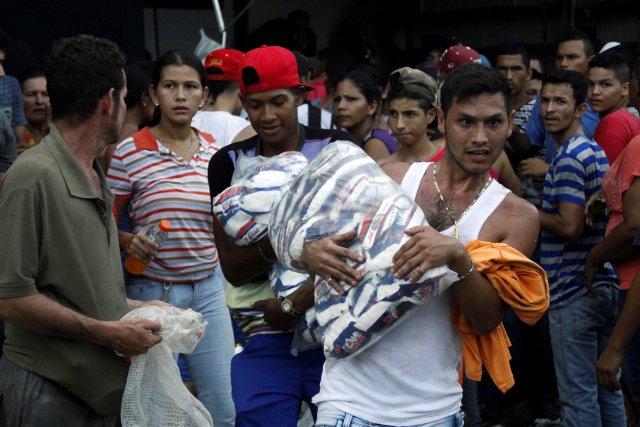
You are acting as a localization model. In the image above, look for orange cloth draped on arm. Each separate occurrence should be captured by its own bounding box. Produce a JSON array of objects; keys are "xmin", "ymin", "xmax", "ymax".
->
[{"xmin": 452, "ymin": 240, "xmax": 550, "ymax": 393}]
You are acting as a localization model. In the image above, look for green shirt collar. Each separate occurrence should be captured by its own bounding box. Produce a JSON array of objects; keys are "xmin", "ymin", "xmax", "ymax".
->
[{"xmin": 45, "ymin": 124, "xmax": 113, "ymax": 204}]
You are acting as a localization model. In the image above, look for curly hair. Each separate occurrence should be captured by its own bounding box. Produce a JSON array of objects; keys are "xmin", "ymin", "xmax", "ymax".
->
[{"xmin": 45, "ymin": 34, "xmax": 126, "ymax": 122}]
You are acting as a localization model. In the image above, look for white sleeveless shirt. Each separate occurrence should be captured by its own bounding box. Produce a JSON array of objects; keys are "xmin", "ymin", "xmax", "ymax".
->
[{"xmin": 313, "ymin": 162, "xmax": 510, "ymax": 426}]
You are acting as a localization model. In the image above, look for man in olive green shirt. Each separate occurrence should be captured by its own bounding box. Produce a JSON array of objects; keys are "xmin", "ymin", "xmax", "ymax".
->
[{"xmin": 0, "ymin": 35, "xmax": 165, "ymax": 426}]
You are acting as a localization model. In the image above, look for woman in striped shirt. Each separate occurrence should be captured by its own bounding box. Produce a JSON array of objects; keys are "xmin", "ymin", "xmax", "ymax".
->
[{"xmin": 107, "ymin": 50, "xmax": 235, "ymax": 426}]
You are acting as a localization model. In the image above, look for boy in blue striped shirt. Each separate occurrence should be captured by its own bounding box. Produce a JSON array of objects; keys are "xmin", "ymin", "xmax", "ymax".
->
[{"xmin": 538, "ymin": 69, "xmax": 625, "ymax": 426}]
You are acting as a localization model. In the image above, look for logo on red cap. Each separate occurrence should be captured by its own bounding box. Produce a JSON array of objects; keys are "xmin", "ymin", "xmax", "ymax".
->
[{"xmin": 204, "ymin": 48, "xmax": 244, "ymax": 82}]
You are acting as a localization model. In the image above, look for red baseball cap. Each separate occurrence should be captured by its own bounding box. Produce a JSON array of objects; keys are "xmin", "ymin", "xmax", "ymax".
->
[
  {"xmin": 438, "ymin": 45, "xmax": 482, "ymax": 71},
  {"xmin": 238, "ymin": 45, "xmax": 311, "ymax": 94},
  {"xmin": 204, "ymin": 48, "xmax": 244, "ymax": 82}
]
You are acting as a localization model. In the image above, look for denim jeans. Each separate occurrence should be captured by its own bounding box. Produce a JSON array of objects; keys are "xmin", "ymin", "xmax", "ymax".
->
[
  {"xmin": 549, "ymin": 285, "xmax": 626, "ymax": 427},
  {"xmin": 618, "ymin": 290, "xmax": 640, "ymax": 414},
  {"xmin": 232, "ymin": 333, "xmax": 325, "ymax": 427},
  {"xmin": 126, "ymin": 267, "xmax": 235, "ymax": 427},
  {"xmin": 315, "ymin": 403, "xmax": 464, "ymax": 427}
]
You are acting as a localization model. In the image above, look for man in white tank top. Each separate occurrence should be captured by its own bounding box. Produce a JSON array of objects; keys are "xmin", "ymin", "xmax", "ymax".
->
[{"xmin": 301, "ymin": 64, "xmax": 539, "ymax": 426}]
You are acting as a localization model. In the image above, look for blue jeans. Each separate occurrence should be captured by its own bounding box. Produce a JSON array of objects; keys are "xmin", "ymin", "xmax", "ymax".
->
[
  {"xmin": 232, "ymin": 332, "xmax": 325, "ymax": 427},
  {"xmin": 315, "ymin": 403, "xmax": 464, "ymax": 427},
  {"xmin": 618, "ymin": 290, "xmax": 640, "ymax": 414},
  {"xmin": 549, "ymin": 285, "xmax": 626, "ymax": 427},
  {"xmin": 126, "ymin": 268, "xmax": 235, "ymax": 427}
]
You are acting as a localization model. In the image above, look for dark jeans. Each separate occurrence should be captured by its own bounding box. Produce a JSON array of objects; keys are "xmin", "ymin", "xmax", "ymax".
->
[
  {"xmin": 0, "ymin": 356, "xmax": 119, "ymax": 427},
  {"xmin": 619, "ymin": 290, "xmax": 640, "ymax": 414},
  {"xmin": 0, "ymin": 319, "xmax": 4, "ymax": 356}
]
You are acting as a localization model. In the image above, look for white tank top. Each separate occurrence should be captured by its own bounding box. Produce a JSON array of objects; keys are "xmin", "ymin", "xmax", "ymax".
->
[{"xmin": 313, "ymin": 162, "xmax": 510, "ymax": 426}]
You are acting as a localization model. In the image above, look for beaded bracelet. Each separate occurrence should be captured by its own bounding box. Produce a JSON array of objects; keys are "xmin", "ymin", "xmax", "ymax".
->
[
  {"xmin": 257, "ymin": 238, "xmax": 277, "ymax": 263},
  {"xmin": 456, "ymin": 259, "xmax": 475, "ymax": 281}
]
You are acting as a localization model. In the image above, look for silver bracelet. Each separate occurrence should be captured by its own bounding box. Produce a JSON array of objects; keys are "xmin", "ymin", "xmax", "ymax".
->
[{"xmin": 456, "ymin": 259, "xmax": 475, "ymax": 281}]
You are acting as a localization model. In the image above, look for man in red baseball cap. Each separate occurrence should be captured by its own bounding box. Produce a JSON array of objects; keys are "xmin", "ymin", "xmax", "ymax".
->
[
  {"xmin": 438, "ymin": 45, "xmax": 483, "ymax": 82},
  {"xmin": 207, "ymin": 45, "xmax": 356, "ymax": 427},
  {"xmin": 192, "ymin": 48, "xmax": 256, "ymax": 145}
]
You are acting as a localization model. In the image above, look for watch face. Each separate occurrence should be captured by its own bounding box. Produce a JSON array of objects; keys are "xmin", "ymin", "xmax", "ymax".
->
[{"xmin": 282, "ymin": 299, "xmax": 293, "ymax": 313}]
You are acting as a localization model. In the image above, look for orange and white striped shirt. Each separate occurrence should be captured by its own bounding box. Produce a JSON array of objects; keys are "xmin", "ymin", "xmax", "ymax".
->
[{"xmin": 107, "ymin": 127, "xmax": 220, "ymax": 282}]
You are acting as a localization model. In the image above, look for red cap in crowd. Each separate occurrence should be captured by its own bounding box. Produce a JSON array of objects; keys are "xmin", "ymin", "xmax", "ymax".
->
[
  {"xmin": 238, "ymin": 45, "xmax": 311, "ymax": 94},
  {"xmin": 204, "ymin": 48, "xmax": 244, "ymax": 81},
  {"xmin": 438, "ymin": 45, "xmax": 482, "ymax": 71}
]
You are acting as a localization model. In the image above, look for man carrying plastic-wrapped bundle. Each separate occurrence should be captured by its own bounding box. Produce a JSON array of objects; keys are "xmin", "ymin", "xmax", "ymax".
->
[
  {"xmin": 302, "ymin": 64, "xmax": 549, "ymax": 427},
  {"xmin": 207, "ymin": 45, "xmax": 356, "ymax": 427}
]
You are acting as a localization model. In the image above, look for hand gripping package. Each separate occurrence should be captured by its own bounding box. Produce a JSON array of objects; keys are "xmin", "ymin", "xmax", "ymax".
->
[
  {"xmin": 119, "ymin": 306, "xmax": 211, "ymax": 427},
  {"xmin": 269, "ymin": 141, "xmax": 457, "ymax": 359}
]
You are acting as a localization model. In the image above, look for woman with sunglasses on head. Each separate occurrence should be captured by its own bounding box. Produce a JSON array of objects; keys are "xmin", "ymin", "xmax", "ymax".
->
[{"xmin": 107, "ymin": 49, "xmax": 235, "ymax": 426}]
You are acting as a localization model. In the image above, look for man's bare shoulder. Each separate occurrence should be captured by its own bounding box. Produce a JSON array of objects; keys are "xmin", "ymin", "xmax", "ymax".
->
[
  {"xmin": 501, "ymin": 192, "xmax": 538, "ymax": 220},
  {"xmin": 380, "ymin": 161, "xmax": 411, "ymax": 185},
  {"xmin": 482, "ymin": 193, "xmax": 539, "ymax": 256}
]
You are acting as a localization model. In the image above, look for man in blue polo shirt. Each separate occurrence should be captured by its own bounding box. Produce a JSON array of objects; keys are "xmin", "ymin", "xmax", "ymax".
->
[{"xmin": 538, "ymin": 68, "xmax": 625, "ymax": 426}]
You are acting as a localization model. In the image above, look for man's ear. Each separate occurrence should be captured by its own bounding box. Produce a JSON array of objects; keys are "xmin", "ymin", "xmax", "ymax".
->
[
  {"xmin": 101, "ymin": 88, "xmax": 116, "ymax": 116},
  {"xmin": 622, "ymin": 81, "xmax": 630, "ymax": 98},
  {"xmin": 575, "ymin": 101, "xmax": 588, "ymax": 119},
  {"xmin": 436, "ymin": 106, "xmax": 446, "ymax": 135},
  {"xmin": 426, "ymin": 108, "xmax": 436, "ymax": 125},
  {"xmin": 507, "ymin": 109, "xmax": 516, "ymax": 138},
  {"xmin": 293, "ymin": 87, "xmax": 306, "ymax": 106}
]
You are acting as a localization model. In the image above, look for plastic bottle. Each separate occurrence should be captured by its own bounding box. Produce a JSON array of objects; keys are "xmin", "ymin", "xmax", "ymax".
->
[{"xmin": 125, "ymin": 220, "xmax": 172, "ymax": 275}]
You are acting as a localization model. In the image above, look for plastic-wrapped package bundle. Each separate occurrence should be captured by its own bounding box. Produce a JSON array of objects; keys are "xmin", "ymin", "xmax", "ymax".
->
[
  {"xmin": 212, "ymin": 151, "xmax": 309, "ymax": 246},
  {"xmin": 211, "ymin": 151, "xmax": 319, "ymax": 353},
  {"xmin": 120, "ymin": 306, "xmax": 211, "ymax": 427},
  {"xmin": 269, "ymin": 141, "xmax": 457, "ymax": 358}
]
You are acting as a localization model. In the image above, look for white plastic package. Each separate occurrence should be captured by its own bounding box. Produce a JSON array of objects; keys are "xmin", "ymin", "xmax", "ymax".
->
[
  {"xmin": 212, "ymin": 151, "xmax": 309, "ymax": 247},
  {"xmin": 269, "ymin": 141, "xmax": 457, "ymax": 358}
]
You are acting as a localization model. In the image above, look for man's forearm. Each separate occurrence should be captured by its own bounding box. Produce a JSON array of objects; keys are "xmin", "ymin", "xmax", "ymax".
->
[
  {"xmin": 588, "ymin": 221, "xmax": 638, "ymax": 266},
  {"xmin": 539, "ymin": 210, "xmax": 581, "ymax": 240},
  {"xmin": 450, "ymin": 248, "xmax": 504, "ymax": 334},
  {"xmin": 213, "ymin": 216, "xmax": 275, "ymax": 285},
  {"xmin": 0, "ymin": 293, "xmax": 105, "ymax": 345}
]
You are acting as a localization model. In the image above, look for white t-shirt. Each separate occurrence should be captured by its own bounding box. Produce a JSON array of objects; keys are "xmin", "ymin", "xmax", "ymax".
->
[
  {"xmin": 191, "ymin": 111, "xmax": 250, "ymax": 146},
  {"xmin": 314, "ymin": 162, "xmax": 510, "ymax": 426}
]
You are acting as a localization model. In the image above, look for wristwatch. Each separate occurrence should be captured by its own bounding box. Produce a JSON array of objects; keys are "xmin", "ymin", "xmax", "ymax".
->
[{"xmin": 280, "ymin": 297, "xmax": 301, "ymax": 317}]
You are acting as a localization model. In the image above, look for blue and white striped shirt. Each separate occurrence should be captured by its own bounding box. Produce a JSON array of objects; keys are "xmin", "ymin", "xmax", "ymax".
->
[{"xmin": 540, "ymin": 133, "xmax": 617, "ymax": 307}]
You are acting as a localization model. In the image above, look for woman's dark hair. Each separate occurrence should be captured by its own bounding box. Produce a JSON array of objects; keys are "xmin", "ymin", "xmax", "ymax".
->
[
  {"xmin": 205, "ymin": 80, "xmax": 238, "ymax": 104},
  {"xmin": 124, "ymin": 61, "xmax": 154, "ymax": 108},
  {"xmin": 19, "ymin": 67, "xmax": 46, "ymax": 86},
  {"xmin": 151, "ymin": 50, "xmax": 206, "ymax": 88},
  {"xmin": 335, "ymin": 65, "xmax": 383, "ymax": 105}
]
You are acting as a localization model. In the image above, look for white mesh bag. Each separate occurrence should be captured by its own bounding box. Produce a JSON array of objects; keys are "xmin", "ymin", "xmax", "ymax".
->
[{"xmin": 119, "ymin": 306, "xmax": 212, "ymax": 427}]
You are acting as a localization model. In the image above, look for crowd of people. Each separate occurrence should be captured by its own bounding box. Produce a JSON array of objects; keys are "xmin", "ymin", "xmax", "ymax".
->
[{"xmin": 0, "ymin": 20, "xmax": 639, "ymax": 427}]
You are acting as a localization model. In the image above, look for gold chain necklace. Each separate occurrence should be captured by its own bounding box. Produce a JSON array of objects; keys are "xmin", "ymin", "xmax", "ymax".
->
[
  {"xmin": 157, "ymin": 128, "xmax": 196, "ymax": 160},
  {"xmin": 432, "ymin": 163, "xmax": 492, "ymax": 240}
]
